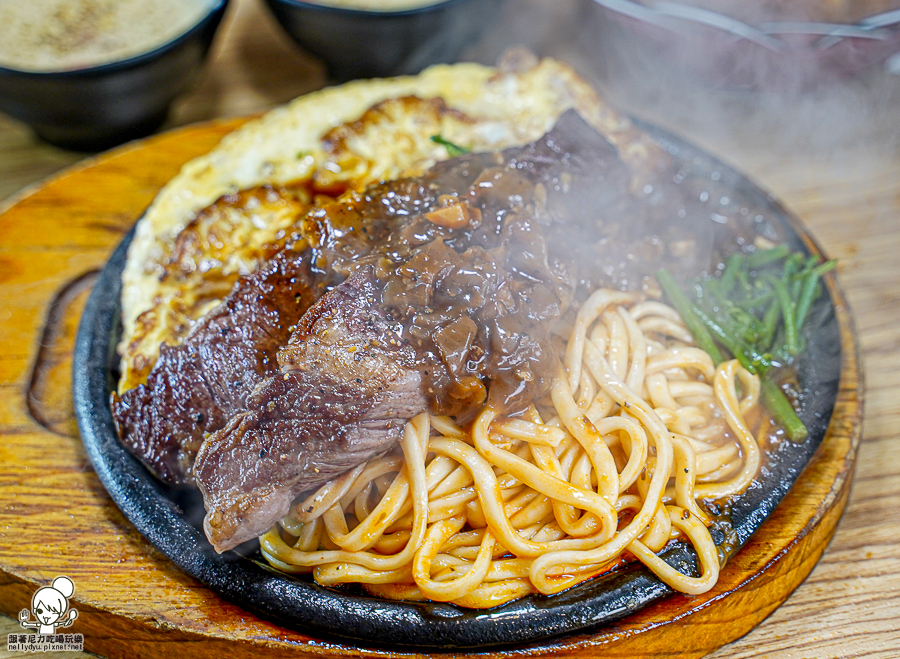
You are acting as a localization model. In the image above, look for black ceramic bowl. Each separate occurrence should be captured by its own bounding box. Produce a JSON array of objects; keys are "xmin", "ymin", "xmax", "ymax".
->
[
  {"xmin": 0, "ymin": 0, "xmax": 229, "ymax": 151},
  {"xmin": 263, "ymin": 0, "xmax": 505, "ymax": 81}
]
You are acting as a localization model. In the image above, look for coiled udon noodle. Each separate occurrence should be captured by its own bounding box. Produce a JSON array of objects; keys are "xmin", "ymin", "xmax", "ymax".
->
[{"xmin": 260, "ymin": 290, "xmax": 765, "ymax": 608}]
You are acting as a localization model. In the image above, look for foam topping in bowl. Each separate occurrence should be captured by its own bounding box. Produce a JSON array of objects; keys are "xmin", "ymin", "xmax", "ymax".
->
[{"xmin": 0, "ymin": 0, "xmax": 215, "ymax": 72}]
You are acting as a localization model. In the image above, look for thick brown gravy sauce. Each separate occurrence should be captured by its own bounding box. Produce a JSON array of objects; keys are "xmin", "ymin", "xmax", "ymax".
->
[{"xmin": 267, "ymin": 114, "xmax": 778, "ymax": 417}]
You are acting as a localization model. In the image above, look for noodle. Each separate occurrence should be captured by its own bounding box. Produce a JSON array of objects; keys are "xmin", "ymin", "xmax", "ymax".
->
[{"xmin": 259, "ymin": 291, "xmax": 762, "ymax": 607}]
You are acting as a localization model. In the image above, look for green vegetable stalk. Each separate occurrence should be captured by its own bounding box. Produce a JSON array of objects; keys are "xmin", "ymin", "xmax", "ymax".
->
[
  {"xmin": 430, "ymin": 135, "xmax": 470, "ymax": 157},
  {"xmin": 657, "ymin": 247, "xmax": 834, "ymax": 443},
  {"xmin": 761, "ymin": 379, "xmax": 807, "ymax": 441}
]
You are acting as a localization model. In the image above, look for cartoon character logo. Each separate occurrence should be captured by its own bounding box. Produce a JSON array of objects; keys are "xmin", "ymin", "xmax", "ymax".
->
[{"xmin": 18, "ymin": 576, "xmax": 78, "ymax": 635}]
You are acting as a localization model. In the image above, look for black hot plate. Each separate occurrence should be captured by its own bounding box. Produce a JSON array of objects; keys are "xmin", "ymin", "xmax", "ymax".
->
[{"xmin": 73, "ymin": 123, "xmax": 842, "ymax": 650}]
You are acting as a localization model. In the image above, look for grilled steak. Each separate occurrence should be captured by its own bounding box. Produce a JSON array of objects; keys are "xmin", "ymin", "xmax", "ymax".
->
[
  {"xmin": 117, "ymin": 110, "xmax": 718, "ymax": 551},
  {"xmin": 195, "ymin": 268, "xmax": 425, "ymax": 551},
  {"xmin": 289, "ymin": 110, "xmax": 632, "ymax": 415},
  {"xmin": 110, "ymin": 249, "xmax": 324, "ymax": 484},
  {"xmin": 191, "ymin": 111, "xmax": 633, "ymax": 551}
]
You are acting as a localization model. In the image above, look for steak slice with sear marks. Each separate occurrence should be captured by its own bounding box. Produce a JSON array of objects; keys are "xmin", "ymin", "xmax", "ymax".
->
[
  {"xmin": 194, "ymin": 268, "xmax": 426, "ymax": 552},
  {"xmin": 111, "ymin": 249, "xmax": 324, "ymax": 485},
  {"xmin": 115, "ymin": 111, "xmax": 727, "ymax": 553}
]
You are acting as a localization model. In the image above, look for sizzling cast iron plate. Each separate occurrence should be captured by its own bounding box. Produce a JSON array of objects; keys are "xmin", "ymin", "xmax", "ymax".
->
[{"xmin": 73, "ymin": 124, "xmax": 841, "ymax": 649}]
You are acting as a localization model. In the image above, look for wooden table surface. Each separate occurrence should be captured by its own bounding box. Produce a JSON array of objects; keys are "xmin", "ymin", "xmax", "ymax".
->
[{"xmin": 1, "ymin": 0, "xmax": 898, "ymax": 657}]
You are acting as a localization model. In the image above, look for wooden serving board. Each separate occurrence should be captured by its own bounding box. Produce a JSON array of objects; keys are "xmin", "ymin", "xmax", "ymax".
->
[{"xmin": 0, "ymin": 119, "xmax": 862, "ymax": 659}]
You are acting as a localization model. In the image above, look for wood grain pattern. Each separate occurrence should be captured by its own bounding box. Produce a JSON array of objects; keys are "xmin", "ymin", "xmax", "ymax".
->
[
  {"xmin": 0, "ymin": 0, "xmax": 898, "ymax": 656},
  {"xmin": 0, "ymin": 95, "xmax": 864, "ymax": 659},
  {"xmin": 702, "ymin": 155, "xmax": 900, "ymax": 659}
]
